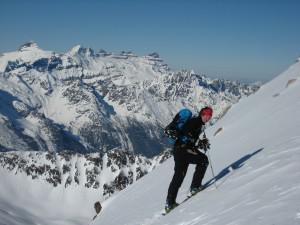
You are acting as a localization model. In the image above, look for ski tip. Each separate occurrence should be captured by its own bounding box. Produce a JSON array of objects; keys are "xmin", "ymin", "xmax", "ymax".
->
[{"xmin": 92, "ymin": 215, "xmax": 98, "ymax": 220}]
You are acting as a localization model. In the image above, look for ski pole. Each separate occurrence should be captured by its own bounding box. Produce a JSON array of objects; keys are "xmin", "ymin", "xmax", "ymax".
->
[
  {"xmin": 207, "ymin": 150, "xmax": 218, "ymax": 189},
  {"xmin": 203, "ymin": 132, "xmax": 218, "ymax": 189}
]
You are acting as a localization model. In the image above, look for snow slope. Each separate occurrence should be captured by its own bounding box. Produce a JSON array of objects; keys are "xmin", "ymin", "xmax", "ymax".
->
[
  {"xmin": 91, "ymin": 59, "xmax": 300, "ymax": 225},
  {"xmin": 0, "ymin": 168, "xmax": 99, "ymax": 225}
]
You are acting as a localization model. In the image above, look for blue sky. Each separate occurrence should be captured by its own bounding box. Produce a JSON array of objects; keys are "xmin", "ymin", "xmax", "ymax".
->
[{"xmin": 1, "ymin": 0, "xmax": 300, "ymax": 82}]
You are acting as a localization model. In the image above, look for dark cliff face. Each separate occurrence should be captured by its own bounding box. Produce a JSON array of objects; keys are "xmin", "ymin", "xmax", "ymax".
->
[{"xmin": 0, "ymin": 150, "xmax": 171, "ymax": 198}]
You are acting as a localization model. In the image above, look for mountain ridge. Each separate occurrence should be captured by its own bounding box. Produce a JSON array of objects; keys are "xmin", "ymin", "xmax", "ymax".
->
[{"xmin": 0, "ymin": 42, "xmax": 260, "ymax": 156}]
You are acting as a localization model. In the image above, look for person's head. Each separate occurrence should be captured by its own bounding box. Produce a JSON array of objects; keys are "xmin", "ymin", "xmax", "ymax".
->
[{"xmin": 199, "ymin": 107, "xmax": 213, "ymax": 123}]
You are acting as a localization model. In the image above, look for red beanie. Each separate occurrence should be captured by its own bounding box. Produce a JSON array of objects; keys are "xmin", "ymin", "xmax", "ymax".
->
[{"xmin": 200, "ymin": 107, "xmax": 213, "ymax": 117}]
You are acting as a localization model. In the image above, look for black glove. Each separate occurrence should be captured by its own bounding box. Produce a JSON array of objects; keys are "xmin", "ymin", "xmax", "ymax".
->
[{"xmin": 198, "ymin": 138, "xmax": 210, "ymax": 152}]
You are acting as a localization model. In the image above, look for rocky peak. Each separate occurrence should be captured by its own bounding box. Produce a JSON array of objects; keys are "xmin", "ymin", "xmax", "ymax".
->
[
  {"xmin": 69, "ymin": 45, "xmax": 94, "ymax": 57},
  {"xmin": 18, "ymin": 41, "xmax": 40, "ymax": 51},
  {"xmin": 148, "ymin": 52, "xmax": 160, "ymax": 58},
  {"xmin": 145, "ymin": 52, "xmax": 163, "ymax": 62},
  {"xmin": 97, "ymin": 49, "xmax": 111, "ymax": 57}
]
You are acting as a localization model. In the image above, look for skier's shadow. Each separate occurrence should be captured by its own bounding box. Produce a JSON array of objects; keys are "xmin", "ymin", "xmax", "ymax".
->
[{"xmin": 204, "ymin": 148, "xmax": 264, "ymax": 189}]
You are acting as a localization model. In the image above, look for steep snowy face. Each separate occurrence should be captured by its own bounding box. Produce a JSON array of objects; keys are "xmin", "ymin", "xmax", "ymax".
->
[
  {"xmin": 90, "ymin": 60, "xmax": 300, "ymax": 225},
  {"xmin": 0, "ymin": 42, "xmax": 260, "ymax": 156}
]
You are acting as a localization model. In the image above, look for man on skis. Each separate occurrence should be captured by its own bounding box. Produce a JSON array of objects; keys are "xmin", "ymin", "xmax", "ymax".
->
[{"xmin": 164, "ymin": 106, "xmax": 213, "ymax": 212}]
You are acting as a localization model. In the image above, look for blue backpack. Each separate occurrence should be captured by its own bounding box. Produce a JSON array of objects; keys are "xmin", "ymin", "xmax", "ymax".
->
[{"xmin": 164, "ymin": 108, "xmax": 193, "ymax": 143}]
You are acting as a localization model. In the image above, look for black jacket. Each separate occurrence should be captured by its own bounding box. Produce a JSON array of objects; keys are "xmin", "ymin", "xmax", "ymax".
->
[{"xmin": 176, "ymin": 117, "xmax": 205, "ymax": 147}]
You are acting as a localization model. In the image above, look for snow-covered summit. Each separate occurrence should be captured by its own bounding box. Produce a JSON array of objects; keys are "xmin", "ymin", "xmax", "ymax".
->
[
  {"xmin": 0, "ymin": 41, "xmax": 53, "ymax": 72},
  {"xmin": 68, "ymin": 44, "xmax": 95, "ymax": 57}
]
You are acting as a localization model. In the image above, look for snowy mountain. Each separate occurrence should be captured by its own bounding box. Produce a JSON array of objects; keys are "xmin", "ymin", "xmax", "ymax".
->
[
  {"xmin": 0, "ymin": 49, "xmax": 299, "ymax": 225},
  {"xmin": 0, "ymin": 149, "xmax": 171, "ymax": 197},
  {"xmin": 0, "ymin": 58, "xmax": 298, "ymax": 225},
  {"xmin": 87, "ymin": 58, "xmax": 300, "ymax": 225},
  {"xmin": 0, "ymin": 42, "xmax": 259, "ymax": 156}
]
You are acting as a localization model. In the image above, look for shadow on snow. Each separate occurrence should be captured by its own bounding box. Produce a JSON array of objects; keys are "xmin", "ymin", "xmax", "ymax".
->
[{"xmin": 204, "ymin": 148, "xmax": 264, "ymax": 189}]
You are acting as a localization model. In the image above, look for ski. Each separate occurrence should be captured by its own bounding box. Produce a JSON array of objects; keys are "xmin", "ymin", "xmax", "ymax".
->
[
  {"xmin": 162, "ymin": 191, "xmax": 203, "ymax": 214},
  {"xmin": 162, "ymin": 186, "xmax": 206, "ymax": 216}
]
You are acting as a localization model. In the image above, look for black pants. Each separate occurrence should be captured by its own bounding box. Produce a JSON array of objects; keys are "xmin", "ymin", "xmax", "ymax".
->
[{"xmin": 166, "ymin": 144, "xmax": 209, "ymax": 204}]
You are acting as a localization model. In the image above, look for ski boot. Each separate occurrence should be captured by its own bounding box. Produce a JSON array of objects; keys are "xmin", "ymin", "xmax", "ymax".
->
[
  {"xmin": 189, "ymin": 185, "xmax": 204, "ymax": 197},
  {"xmin": 164, "ymin": 201, "xmax": 179, "ymax": 214}
]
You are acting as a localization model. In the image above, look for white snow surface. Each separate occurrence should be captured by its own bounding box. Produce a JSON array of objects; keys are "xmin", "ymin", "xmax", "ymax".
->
[
  {"xmin": 90, "ymin": 61, "xmax": 300, "ymax": 225},
  {"xmin": 0, "ymin": 60, "xmax": 299, "ymax": 225}
]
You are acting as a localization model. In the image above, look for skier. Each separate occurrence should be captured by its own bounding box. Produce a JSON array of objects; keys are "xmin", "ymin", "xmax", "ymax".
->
[{"xmin": 164, "ymin": 107, "xmax": 213, "ymax": 212}]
